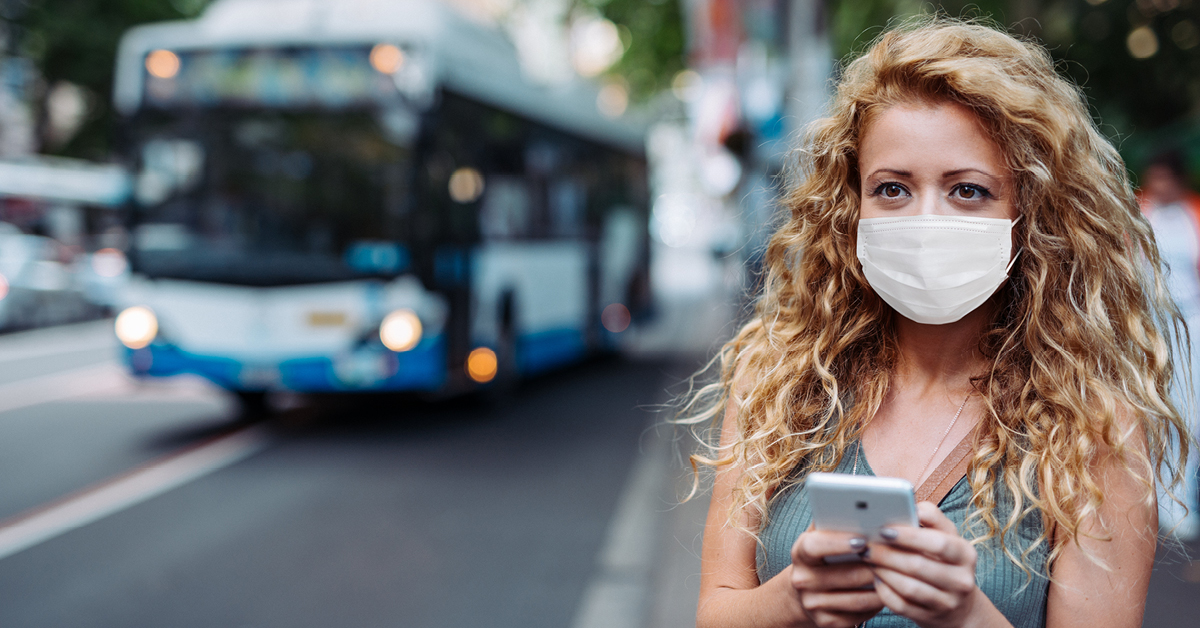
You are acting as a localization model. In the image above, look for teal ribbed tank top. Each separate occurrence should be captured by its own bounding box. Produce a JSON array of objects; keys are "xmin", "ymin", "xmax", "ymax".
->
[{"xmin": 756, "ymin": 440, "xmax": 1049, "ymax": 627}]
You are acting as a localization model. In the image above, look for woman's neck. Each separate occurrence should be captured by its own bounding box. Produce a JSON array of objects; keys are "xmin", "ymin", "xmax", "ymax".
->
[
  {"xmin": 859, "ymin": 305, "xmax": 995, "ymax": 484},
  {"xmin": 891, "ymin": 305, "xmax": 991, "ymax": 395}
]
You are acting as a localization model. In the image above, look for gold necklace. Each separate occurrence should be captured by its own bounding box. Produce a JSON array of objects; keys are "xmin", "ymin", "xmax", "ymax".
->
[{"xmin": 854, "ymin": 392, "xmax": 972, "ymax": 484}]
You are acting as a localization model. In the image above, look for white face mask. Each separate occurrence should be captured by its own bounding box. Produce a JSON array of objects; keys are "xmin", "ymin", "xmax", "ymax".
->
[{"xmin": 856, "ymin": 214, "xmax": 1020, "ymax": 325}]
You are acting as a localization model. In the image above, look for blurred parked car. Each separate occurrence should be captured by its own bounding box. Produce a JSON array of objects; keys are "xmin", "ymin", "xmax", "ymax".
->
[
  {"xmin": 0, "ymin": 157, "xmax": 133, "ymax": 329},
  {"xmin": 0, "ymin": 223, "xmax": 101, "ymax": 330},
  {"xmin": 77, "ymin": 247, "xmax": 131, "ymax": 310}
]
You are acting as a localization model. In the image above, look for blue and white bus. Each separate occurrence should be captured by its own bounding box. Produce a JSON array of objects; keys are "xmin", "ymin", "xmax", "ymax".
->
[{"xmin": 110, "ymin": 0, "xmax": 651, "ymax": 409}]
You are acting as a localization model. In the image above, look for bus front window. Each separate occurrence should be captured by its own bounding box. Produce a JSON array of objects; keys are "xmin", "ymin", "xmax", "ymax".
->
[{"xmin": 131, "ymin": 109, "xmax": 414, "ymax": 286}]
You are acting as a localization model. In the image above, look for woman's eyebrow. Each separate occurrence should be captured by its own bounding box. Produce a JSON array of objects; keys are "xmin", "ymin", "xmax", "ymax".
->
[
  {"xmin": 866, "ymin": 168, "xmax": 912, "ymax": 178},
  {"xmin": 942, "ymin": 168, "xmax": 999, "ymax": 179}
]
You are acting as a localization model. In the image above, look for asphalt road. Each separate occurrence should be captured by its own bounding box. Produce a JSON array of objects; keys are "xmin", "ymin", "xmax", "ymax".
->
[{"xmin": 0, "ymin": 320, "xmax": 705, "ymax": 628}]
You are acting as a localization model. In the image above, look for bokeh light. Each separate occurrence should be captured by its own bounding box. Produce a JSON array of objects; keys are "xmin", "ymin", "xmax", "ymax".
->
[
  {"xmin": 145, "ymin": 50, "xmax": 180, "ymax": 79},
  {"xmin": 370, "ymin": 44, "xmax": 405, "ymax": 74},
  {"xmin": 601, "ymin": 303, "xmax": 631, "ymax": 333},
  {"xmin": 379, "ymin": 309, "xmax": 422, "ymax": 352},
  {"xmin": 671, "ymin": 69, "xmax": 702, "ymax": 102},
  {"xmin": 571, "ymin": 16, "xmax": 624, "ymax": 77},
  {"xmin": 597, "ymin": 81, "xmax": 629, "ymax": 118},
  {"xmin": 1172, "ymin": 20, "xmax": 1199, "ymax": 50},
  {"xmin": 91, "ymin": 248, "xmax": 128, "ymax": 278},
  {"xmin": 701, "ymin": 150, "xmax": 742, "ymax": 197},
  {"xmin": 466, "ymin": 347, "xmax": 498, "ymax": 383},
  {"xmin": 115, "ymin": 306, "xmax": 159, "ymax": 350},
  {"xmin": 1128, "ymin": 26, "xmax": 1159, "ymax": 59},
  {"xmin": 448, "ymin": 167, "xmax": 485, "ymax": 203},
  {"xmin": 651, "ymin": 193, "xmax": 696, "ymax": 248}
]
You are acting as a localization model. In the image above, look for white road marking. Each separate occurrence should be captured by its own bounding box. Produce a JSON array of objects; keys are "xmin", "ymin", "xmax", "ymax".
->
[
  {"xmin": 0, "ymin": 337, "xmax": 115, "ymax": 365},
  {"xmin": 79, "ymin": 374, "xmax": 232, "ymax": 404},
  {"xmin": 0, "ymin": 363, "xmax": 130, "ymax": 415},
  {"xmin": 0, "ymin": 361, "xmax": 229, "ymax": 414},
  {"xmin": 0, "ymin": 426, "xmax": 271, "ymax": 561},
  {"xmin": 0, "ymin": 319, "xmax": 116, "ymax": 364},
  {"xmin": 570, "ymin": 427, "xmax": 670, "ymax": 628}
]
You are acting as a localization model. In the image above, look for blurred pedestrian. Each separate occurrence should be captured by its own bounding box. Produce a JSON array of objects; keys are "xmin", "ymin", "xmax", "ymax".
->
[
  {"xmin": 1140, "ymin": 149, "xmax": 1200, "ymax": 540},
  {"xmin": 680, "ymin": 18, "xmax": 1189, "ymax": 628}
]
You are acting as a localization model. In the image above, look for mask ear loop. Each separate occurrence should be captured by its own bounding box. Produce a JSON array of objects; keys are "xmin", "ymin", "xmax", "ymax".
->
[{"xmin": 1005, "ymin": 214, "xmax": 1023, "ymax": 274}]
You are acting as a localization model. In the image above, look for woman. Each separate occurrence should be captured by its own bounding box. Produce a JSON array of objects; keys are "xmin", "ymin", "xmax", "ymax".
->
[{"xmin": 682, "ymin": 19, "xmax": 1192, "ymax": 628}]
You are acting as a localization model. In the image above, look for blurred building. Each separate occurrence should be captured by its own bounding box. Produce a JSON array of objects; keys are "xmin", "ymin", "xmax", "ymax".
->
[{"xmin": 651, "ymin": 0, "xmax": 831, "ymax": 297}]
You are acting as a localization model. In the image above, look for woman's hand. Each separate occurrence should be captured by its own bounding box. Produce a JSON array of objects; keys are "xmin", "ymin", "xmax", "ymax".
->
[
  {"xmin": 789, "ymin": 527, "xmax": 886, "ymax": 628},
  {"xmin": 864, "ymin": 502, "xmax": 999, "ymax": 628}
]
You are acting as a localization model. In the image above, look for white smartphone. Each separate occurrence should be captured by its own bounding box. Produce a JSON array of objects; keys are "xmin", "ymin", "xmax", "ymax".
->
[{"xmin": 807, "ymin": 472, "xmax": 919, "ymax": 562}]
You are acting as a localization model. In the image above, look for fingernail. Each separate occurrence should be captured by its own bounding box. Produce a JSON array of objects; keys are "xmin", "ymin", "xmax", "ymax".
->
[
  {"xmin": 849, "ymin": 537, "xmax": 866, "ymax": 550},
  {"xmin": 880, "ymin": 527, "xmax": 898, "ymax": 541}
]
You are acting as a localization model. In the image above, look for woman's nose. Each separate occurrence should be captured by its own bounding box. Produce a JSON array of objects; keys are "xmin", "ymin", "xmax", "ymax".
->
[{"xmin": 917, "ymin": 188, "xmax": 940, "ymax": 215}]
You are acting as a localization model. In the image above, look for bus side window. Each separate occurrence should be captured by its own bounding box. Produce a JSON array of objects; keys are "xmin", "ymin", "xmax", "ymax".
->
[
  {"xmin": 480, "ymin": 176, "xmax": 531, "ymax": 240},
  {"xmin": 549, "ymin": 179, "xmax": 584, "ymax": 238}
]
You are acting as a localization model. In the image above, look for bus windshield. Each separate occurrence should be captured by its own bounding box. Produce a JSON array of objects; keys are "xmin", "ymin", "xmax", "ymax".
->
[{"xmin": 131, "ymin": 107, "xmax": 417, "ymax": 286}]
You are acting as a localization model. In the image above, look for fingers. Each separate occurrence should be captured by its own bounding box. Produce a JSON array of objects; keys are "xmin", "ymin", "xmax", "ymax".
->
[
  {"xmin": 872, "ymin": 566, "xmax": 959, "ymax": 612},
  {"xmin": 916, "ymin": 501, "xmax": 958, "ymax": 535},
  {"xmin": 863, "ymin": 505, "xmax": 979, "ymax": 623},
  {"xmin": 798, "ymin": 590, "xmax": 885, "ymax": 628},
  {"xmin": 791, "ymin": 561, "xmax": 877, "ymax": 592},
  {"xmin": 792, "ymin": 529, "xmax": 869, "ymax": 567},
  {"xmin": 786, "ymin": 552, "xmax": 885, "ymax": 628},
  {"xmin": 865, "ymin": 541, "xmax": 976, "ymax": 594},
  {"xmin": 873, "ymin": 569, "xmax": 946, "ymax": 623},
  {"xmin": 876, "ymin": 511, "xmax": 977, "ymax": 568}
]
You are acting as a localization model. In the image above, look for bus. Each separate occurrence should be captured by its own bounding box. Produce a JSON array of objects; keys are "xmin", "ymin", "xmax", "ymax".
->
[{"xmin": 110, "ymin": 0, "xmax": 651, "ymax": 410}]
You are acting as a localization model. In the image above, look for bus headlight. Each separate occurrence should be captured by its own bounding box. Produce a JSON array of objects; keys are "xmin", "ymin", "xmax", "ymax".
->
[
  {"xmin": 115, "ymin": 306, "xmax": 159, "ymax": 349},
  {"xmin": 380, "ymin": 309, "xmax": 422, "ymax": 352}
]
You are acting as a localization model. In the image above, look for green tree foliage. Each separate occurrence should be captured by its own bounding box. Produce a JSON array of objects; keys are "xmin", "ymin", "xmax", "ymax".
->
[
  {"xmin": 15, "ymin": 0, "xmax": 209, "ymax": 159},
  {"xmin": 829, "ymin": 0, "xmax": 1010, "ymax": 58},
  {"xmin": 1054, "ymin": 0, "xmax": 1200, "ymax": 139},
  {"xmin": 574, "ymin": 0, "xmax": 686, "ymax": 102}
]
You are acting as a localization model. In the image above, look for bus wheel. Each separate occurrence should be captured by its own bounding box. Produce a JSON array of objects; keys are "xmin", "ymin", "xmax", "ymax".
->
[{"xmin": 235, "ymin": 391, "xmax": 270, "ymax": 421}]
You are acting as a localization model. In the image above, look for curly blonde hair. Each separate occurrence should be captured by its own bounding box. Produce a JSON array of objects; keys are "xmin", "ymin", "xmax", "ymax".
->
[{"xmin": 681, "ymin": 17, "xmax": 1192, "ymax": 569}]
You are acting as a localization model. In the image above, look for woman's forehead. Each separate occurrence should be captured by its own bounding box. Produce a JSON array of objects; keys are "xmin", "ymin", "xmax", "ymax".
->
[{"xmin": 858, "ymin": 102, "xmax": 1008, "ymax": 180}]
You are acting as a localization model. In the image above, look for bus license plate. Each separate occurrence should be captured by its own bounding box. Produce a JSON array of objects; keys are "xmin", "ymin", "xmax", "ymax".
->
[{"xmin": 307, "ymin": 311, "xmax": 348, "ymax": 327}]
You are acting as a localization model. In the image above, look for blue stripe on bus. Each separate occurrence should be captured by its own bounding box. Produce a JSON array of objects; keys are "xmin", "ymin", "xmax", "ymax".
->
[
  {"xmin": 122, "ymin": 336, "xmax": 447, "ymax": 393},
  {"xmin": 126, "ymin": 327, "xmax": 591, "ymax": 392},
  {"xmin": 515, "ymin": 328, "xmax": 587, "ymax": 375},
  {"xmin": 125, "ymin": 344, "xmax": 243, "ymax": 388},
  {"xmin": 278, "ymin": 337, "xmax": 447, "ymax": 391}
]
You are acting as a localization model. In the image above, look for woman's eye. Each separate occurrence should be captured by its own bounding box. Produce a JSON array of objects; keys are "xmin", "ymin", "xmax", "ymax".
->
[
  {"xmin": 875, "ymin": 183, "xmax": 906, "ymax": 198},
  {"xmin": 953, "ymin": 184, "xmax": 990, "ymax": 200}
]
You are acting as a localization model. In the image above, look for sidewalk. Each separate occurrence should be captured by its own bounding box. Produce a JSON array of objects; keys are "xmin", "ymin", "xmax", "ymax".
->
[
  {"xmin": 567, "ymin": 409, "xmax": 708, "ymax": 628},
  {"xmin": 570, "ymin": 262, "xmax": 741, "ymax": 628},
  {"xmin": 645, "ymin": 438, "xmax": 709, "ymax": 628}
]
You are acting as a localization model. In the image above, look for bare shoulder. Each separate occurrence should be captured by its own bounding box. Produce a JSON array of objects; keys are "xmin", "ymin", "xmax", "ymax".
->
[
  {"xmin": 698, "ymin": 362, "xmax": 763, "ymax": 587},
  {"xmin": 1045, "ymin": 405, "xmax": 1156, "ymax": 628}
]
